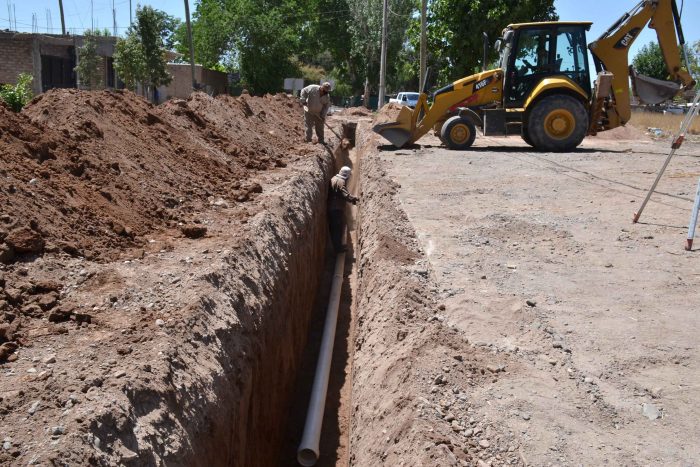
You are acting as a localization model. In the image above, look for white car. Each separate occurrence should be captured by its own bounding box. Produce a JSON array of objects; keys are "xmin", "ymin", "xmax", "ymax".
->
[
  {"xmin": 663, "ymin": 105, "xmax": 684, "ymax": 115},
  {"xmin": 389, "ymin": 92, "xmax": 420, "ymax": 108}
]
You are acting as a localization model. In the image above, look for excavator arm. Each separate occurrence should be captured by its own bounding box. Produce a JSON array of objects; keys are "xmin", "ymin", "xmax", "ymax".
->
[
  {"xmin": 372, "ymin": 69, "xmax": 503, "ymax": 148},
  {"xmin": 588, "ymin": 0, "xmax": 695, "ymax": 129}
]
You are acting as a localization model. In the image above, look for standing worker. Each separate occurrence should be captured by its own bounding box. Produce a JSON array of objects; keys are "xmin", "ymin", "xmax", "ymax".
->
[
  {"xmin": 300, "ymin": 82, "xmax": 332, "ymax": 144},
  {"xmin": 328, "ymin": 166, "xmax": 359, "ymax": 253}
]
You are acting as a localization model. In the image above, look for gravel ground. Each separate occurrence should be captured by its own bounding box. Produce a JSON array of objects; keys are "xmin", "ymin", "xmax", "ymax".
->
[{"xmin": 376, "ymin": 133, "xmax": 700, "ymax": 466}]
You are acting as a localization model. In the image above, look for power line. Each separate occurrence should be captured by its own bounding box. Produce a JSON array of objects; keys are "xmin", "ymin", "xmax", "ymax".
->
[{"xmin": 2, "ymin": 5, "xmax": 356, "ymax": 35}]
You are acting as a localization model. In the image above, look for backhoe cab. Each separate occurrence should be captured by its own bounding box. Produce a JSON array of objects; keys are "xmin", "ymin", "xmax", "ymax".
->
[{"xmin": 373, "ymin": 0, "xmax": 695, "ymax": 152}]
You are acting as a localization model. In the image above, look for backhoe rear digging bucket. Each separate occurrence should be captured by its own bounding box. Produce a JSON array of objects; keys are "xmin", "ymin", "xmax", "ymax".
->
[
  {"xmin": 372, "ymin": 106, "xmax": 415, "ymax": 148},
  {"xmin": 631, "ymin": 71, "xmax": 681, "ymax": 105}
]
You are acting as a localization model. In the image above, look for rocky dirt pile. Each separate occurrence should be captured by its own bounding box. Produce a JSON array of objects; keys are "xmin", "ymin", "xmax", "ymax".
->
[
  {"xmin": 3, "ymin": 89, "xmax": 306, "ymax": 263},
  {"xmin": 0, "ymin": 88, "xmax": 335, "ymax": 465},
  {"xmin": 1, "ymin": 89, "xmax": 313, "ymax": 360}
]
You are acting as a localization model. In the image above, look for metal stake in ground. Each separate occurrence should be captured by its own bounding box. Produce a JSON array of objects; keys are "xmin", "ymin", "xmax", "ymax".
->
[
  {"xmin": 685, "ymin": 178, "xmax": 700, "ymax": 251},
  {"xmin": 633, "ymin": 90, "xmax": 700, "ymax": 224}
]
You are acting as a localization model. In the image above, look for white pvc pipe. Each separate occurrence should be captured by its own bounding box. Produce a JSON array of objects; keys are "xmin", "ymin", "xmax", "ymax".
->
[{"xmin": 297, "ymin": 229, "xmax": 347, "ymax": 466}]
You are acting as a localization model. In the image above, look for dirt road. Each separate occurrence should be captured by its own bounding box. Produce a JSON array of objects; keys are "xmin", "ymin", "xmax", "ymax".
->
[{"xmin": 376, "ymin": 133, "xmax": 700, "ymax": 466}]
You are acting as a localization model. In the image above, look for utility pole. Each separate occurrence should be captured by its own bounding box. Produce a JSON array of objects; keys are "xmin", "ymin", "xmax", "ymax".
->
[
  {"xmin": 112, "ymin": 0, "xmax": 117, "ymax": 88},
  {"xmin": 378, "ymin": 0, "xmax": 388, "ymax": 109},
  {"xmin": 129, "ymin": 0, "xmax": 132, "ymax": 26},
  {"xmin": 58, "ymin": 0, "xmax": 66, "ymax": 34},
  {"xmin": 184, "ymin": 0, "xmax": 197, "ymax": 91},
  {"xmin": 419, "ymin": 0, "xmax": 427, "ymax": 93}
]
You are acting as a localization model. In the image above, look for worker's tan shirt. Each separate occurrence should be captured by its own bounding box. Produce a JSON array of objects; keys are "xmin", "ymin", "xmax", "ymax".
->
[
  {"xmin": 329, "ymin": 175, "xmax": 355, "ymax": 211},
  {"xmin": 300, "ymin": 85, "xmax": 330, "ymax": 118}
]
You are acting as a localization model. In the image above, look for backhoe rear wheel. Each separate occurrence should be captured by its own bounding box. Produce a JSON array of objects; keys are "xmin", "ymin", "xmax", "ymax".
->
[
  {"xmin": 527, "ymin": 95, "xmax": 587, "ymax": 152},
  {"xmin": 521, "ymin": 127, "xmax": 535, "ymax": 147},
  {"xmin": 441, "ymin": 116, "xmax": 476, "ymax": 150}
]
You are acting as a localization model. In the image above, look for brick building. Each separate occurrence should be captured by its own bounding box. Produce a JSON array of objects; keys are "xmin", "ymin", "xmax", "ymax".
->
[
  {"xmin": 0, "ymin": 31, "xmax": 118, "ymax": 94},
  {"xmin": 1, "ymin": 31, "xmax": 229, "ymax": 101}
]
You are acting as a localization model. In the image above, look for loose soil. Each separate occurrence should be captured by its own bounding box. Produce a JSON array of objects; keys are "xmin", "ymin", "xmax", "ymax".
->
[
  {"xmin": 0, "ymin": 88, "xmax": 336, "ymax": 465},
  {"xmin": 364, "ymin": 127, "xmax": 700, "ymax": 465},
  {"xmin": 590, "ymin": 124, "xmax": 650, "ymax": 141},
  {"xmin": 4, "ymin": 85, "xmax": 697, "ymax": 467}
]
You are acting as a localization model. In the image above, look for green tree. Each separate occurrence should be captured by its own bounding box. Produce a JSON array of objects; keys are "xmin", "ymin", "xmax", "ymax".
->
[
  {"xmin": 632, "ymin": 40, "xmax": 700, "ymax": 83},
  {"xmin": 632, "ymin": 42, "xmax": 667, "ymax": 80},
  {"xmin": 181, "ymin": 0, "xmax": 305, "ymax": 94},
  {"xmin": 114, "ymin": 6, "xmax": 173, "ymax": 100},
  {"xmin": 235, "ymin": 0, "xmax": 301, "ymax": 94},
  {"xmin": 173, "ymin": 0, "xmax": 233, "ymax": 68},
  {"xmin": 114, "ymin": 34, "xmax": 146, "ymax": 91},
  {"xmin": 688, "ymin": 40, "xmax": 700, "ymax": 80},
  {"xmin": 75, "ymin": 30, "xmax": 104, "ymax": 90},
  {"xmin": 133, "ymin": 6, "xmax": 173, "ymax": 97},
  {"xmin": 419, "ymin": 0, "xmax": 557, "ymax": 85},
  {"xmin": 346, "ymin": 0, "xmax": 415, "ymax": 94},
  {"xmin": 0, "ymin": 73, "xmax": 33, "ymax": 112}
]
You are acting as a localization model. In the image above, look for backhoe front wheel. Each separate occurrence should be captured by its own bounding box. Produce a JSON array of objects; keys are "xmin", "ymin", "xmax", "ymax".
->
[
  {"xmin": 441, "ymin": 116, "xmax": 476, "ymax": 150},
  {"xmin": 527, "ymin": 95, "xmax": 588, "ymax": 152}
]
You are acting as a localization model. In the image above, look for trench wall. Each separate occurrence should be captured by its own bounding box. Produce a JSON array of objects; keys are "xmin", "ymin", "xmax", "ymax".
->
[
  {"xmin": 349, "ymin": 122, "xmax": 467, "ymax": 465},
  {"xmin": 185, "ymin": 151, "xmax": 334, "ymax": 467},
  {"xmin": 77, "ymin": 148, "xmax": 335, "ymax": 466}
]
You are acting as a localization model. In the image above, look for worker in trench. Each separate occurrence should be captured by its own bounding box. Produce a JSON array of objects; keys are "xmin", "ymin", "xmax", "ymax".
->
[
  {"xmin": 328, "ymin": 166, "xmax": 359, "ymax": 253},
  {"xmin": 300, "ymin": 82, "xmax": 332, "ymax": 144}
]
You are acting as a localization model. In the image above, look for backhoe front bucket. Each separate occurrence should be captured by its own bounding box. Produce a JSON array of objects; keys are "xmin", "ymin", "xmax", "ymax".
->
[
  {"xmin": 372, "ymin": 106, "xmax": 415, "ymax": 148},
  {"xmin": 632, "ymin": 72, "xmax": 681, "ymax": 105}
]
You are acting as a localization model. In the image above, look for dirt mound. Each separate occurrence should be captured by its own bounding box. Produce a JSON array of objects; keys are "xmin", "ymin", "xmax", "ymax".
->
[
  {"xmin": 346, "ymin": 106, "xmax": 373, "ymax": 116},
  {"xmin": 161, "ymin": 92, "xmax": 306, "ymax": 171},
  {"xmin": 371, "ymin": 102, "xmax": 405, "ymax": 126},
  {"xmin": 591, "ymin": 124, "xmax": 650, "ymax": 141},
  {"xmin": 0, "ymin": 88, "xmax": 335, "ymax": 465},
  {"xmin": 1, "ymin": 89, "xmax": 308, "ymax": 263},
  {"xmin": 1, "ymin": 89, "xmax": 313, "ymax": 365}
]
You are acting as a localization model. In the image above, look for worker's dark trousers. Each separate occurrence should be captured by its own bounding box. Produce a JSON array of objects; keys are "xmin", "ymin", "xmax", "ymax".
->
[{"xmin": 328, "ymin": 209, "xmax": 344, "ymax": 252}]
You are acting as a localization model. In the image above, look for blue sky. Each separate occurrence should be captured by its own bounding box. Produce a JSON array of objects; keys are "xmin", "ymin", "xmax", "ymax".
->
[
  {"xmin": 556, "ymin": 0, "xmax": 699, "ymax": 59},
  {"xmin": 4, "ymin": 0, "xmax": 699, "ymax": 61}
]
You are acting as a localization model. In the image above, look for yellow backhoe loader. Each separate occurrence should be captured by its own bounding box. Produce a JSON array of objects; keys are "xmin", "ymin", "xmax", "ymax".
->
[{"xmin": 373, "ymin": 0, "xmax": 696, "ymax": 152}]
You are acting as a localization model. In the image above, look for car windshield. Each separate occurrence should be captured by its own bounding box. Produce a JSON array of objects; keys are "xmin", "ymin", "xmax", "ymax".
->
[{"xmin": 405, "ymin": 93, "xmax": 419, "ymax": 100}]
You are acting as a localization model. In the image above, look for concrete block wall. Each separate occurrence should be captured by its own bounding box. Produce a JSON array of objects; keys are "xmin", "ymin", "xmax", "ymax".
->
[{"xmin": 156, "ymin": 64, "xmax": 229, "ymax": 103}]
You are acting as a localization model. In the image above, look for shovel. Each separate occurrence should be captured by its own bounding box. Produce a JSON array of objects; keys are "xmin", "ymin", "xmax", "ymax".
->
[{"xmin": 304, "ymin": 105, "xmax": 342, "ymax": 140}]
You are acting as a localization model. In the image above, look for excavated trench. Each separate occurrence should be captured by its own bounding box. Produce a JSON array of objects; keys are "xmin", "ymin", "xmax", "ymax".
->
[
  {"xmin": 181, "ymin": 118, "xmax": 452, "ymax": 466},
  {"xmin": 180, "ymin": 128, "xmax": 360, "ymax": 467},
  {"xmin": 0, "ymin": 104, "xmax": 452, "ymax": 465}
]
